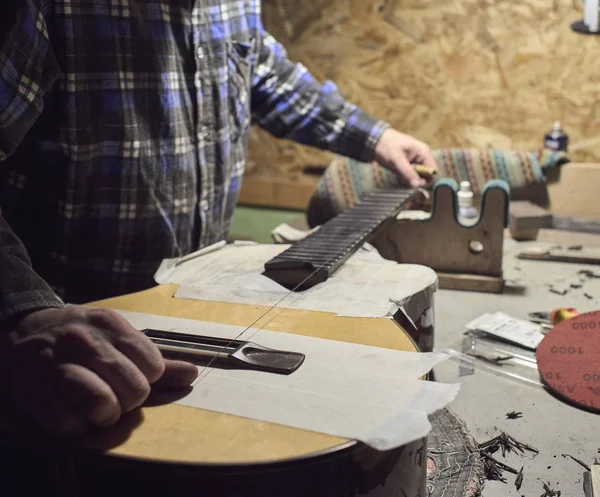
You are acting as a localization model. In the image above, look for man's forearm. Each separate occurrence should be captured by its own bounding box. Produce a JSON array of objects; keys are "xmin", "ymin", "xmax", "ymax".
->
[
  {"xmin": 0, "ymin": 213, "xmax": 64, "ymax": 324},
  {"xmin": 250, "ymin": 33, "xmax": 389, "ymax": 163}
]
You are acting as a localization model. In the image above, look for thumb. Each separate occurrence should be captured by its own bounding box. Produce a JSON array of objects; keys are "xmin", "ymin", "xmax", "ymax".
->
[
  {"xmin": 392, "ymin": 152, "xmax": 425, "ymax": 189},
  {"xmin": 152, "ymin": 359, "xmax": 199, "ymax": 390}
]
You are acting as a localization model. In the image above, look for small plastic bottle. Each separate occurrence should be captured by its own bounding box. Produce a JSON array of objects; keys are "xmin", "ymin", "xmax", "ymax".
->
[
  {"xmin": 457, "ymin": 181, "xmax": 478, "ymax": 225},
  {"xmin": 543, "ymin": 121, "xmax": 569, "ymax": 152}
]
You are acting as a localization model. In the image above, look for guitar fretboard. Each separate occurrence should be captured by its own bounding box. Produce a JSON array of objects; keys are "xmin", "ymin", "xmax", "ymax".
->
[{"xmin": 263, "ymin": 187, "xmax": 417, "ymax": 289}]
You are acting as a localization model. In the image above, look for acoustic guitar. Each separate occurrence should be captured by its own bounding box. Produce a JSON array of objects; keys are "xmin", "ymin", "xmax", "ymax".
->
[{"xmin": 0, "ymin": 188, "xmax": 437, "ymax": 497}]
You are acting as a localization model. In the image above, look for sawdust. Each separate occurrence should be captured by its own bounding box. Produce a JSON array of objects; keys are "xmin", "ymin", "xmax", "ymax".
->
[{"xmin": 247, "ymin": 0, "xmax": 600, "ymax": 178}]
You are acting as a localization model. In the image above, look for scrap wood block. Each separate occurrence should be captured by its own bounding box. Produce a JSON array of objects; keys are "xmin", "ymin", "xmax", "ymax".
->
[
  {"xmin": 509, "ymin": 201, "xmax": 553, "ymax": 241},
  {"xmin": 436, "ymin": 272, "xmax": 505, "ymax": 294}
]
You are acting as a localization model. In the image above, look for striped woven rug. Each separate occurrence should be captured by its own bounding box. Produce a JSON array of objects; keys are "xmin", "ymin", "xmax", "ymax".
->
[{"xmin": 306, "ymin": 148, "xmax": 568, "ymax": 227}]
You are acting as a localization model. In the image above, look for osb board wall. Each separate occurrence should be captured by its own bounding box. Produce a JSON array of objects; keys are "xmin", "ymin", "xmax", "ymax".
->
[{"xmin": 246, "ymin": 0, "xmax": 600, "ymax": 178}]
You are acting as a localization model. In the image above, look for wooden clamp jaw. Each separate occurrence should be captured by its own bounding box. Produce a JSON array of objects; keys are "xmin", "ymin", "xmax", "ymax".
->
[{"xmin": 371, "ymin": 179, "xmax": 510, "ymax": 293}]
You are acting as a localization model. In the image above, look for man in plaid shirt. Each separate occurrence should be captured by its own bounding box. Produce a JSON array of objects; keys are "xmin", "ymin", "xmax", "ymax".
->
[{"xmin": 0, "ymin": 0, "xmax": 436, "ymax": 434}]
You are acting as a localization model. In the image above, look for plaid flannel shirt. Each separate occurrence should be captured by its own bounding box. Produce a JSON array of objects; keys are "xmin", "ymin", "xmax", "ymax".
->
[{"xmin": 0, "ymin": 0, "xmax": 388, "ymax": 321}]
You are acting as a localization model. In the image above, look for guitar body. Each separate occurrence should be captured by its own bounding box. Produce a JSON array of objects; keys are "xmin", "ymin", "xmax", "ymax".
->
[
  {"xmin": 0, "ymin": 277, "xmax": 436, "ymax": 497},
  {"xmin": 2, "ymin": 433, "xmax": 426, "ymax": 497}
]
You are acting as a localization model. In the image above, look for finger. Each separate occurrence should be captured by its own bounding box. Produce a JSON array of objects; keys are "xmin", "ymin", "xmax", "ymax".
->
[
  {"xmin": 392, "ymin": 152, "xmax": 425, "ymax": 188},
  {"xmin": 34, "ymin": 396, "xmax": 89, "ymax": 436},
  {"xmin": 59, "ymin": 326, "xmax": 151, "ymax": 413},
  {"xmin": 152, "ymin": 359, "xmax": 199, "ymax": 390},
  {"xmin": 85, "ymin": 309, "xmax": 165, "ymax": 383},
  {"xmin": 14, "ymin": 384, "xmax": 88, "ymax": 436},
  {"xmin": 54, "ymin": 363, "xmax": 122, "ymax": 428},
  {"xmin": 418, "ymin": 147, "xmax": 438, "ymax": 171},
  {"xmin": 2, "ymin": 342, "xmax": 89, "ymax": 436}
]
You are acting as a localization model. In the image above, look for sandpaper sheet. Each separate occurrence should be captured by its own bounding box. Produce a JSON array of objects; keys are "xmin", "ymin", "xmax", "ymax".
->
[
  {"xmin": 536, "ymin": 310, "xmax": 600, "ymax": 412},
  {"xmin": 117, "ymin": 310, "xmax": 460, "ymax": 451},
  {"xmin": 154, "ymin": 242, "xmax": 437, "ymax": 319}
]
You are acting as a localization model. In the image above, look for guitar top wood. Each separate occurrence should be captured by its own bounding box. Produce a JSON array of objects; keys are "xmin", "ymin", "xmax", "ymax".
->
[{"xmin": 0, "ymin": 284, "xmax": 418, "ymax": 465}]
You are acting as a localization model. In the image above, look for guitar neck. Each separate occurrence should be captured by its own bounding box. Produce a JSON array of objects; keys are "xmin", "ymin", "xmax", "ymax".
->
[{"xmin": 263, "ymin": 187, "xmax": 417, "ymax": 289}]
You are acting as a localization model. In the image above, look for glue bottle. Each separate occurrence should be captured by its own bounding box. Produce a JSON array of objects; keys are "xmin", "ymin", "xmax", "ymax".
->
[
  {"xmin": 457, "ymin": 181, "xmax": 478, "ymax": 225},
  {"xmin": 543, "ymin": 121, "xmax": 569, "ymax": 152}
]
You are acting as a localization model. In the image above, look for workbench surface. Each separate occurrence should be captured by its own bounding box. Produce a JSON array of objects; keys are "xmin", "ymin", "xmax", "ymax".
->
[{"xmin": 434, "ymin": 233, "xmax": 600, "ymax": 497}]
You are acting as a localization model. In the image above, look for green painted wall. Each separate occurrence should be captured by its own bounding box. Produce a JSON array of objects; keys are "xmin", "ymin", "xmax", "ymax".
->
[{"xmin": 229, "ymin": 206, "xmax": 304, "ymax": 244}]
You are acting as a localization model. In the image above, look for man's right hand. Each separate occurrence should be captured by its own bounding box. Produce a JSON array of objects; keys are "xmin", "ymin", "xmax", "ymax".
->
[{"xmin": 0, "ymin": 306, "xmax": 199, "ymax": 436}]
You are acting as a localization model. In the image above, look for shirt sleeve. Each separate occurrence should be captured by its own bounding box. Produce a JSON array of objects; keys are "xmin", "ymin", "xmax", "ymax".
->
[
  {"xmin": 0, "ymin": 211, "xmax": 64, "ymax": 324},
  {"xmin": 0, "ymin": 0, "xmax": 62, "ymax": 161},
  {"xmin": 0, "ymin": 0, "xmax": 64, "ymax": 325},
  {"xmin": 250, "ymin": 31, "xmax": 389, "ymax": 164}
]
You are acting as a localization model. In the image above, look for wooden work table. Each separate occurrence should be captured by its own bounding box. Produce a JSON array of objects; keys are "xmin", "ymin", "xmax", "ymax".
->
[{"xmin": 432, "ymin": 231, "xmax": 600, "ymax": 497}]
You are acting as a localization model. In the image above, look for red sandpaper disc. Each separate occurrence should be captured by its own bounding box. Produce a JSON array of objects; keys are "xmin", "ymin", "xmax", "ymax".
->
[{"xmin": 536, "ymin": 310, "xmax": 600, "ymax": 413}]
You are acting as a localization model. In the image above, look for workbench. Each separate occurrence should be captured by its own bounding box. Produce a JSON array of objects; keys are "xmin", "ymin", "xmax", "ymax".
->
[{"xmin": 433, "ymin": 230, "xmax": 600, "ymax": 497}]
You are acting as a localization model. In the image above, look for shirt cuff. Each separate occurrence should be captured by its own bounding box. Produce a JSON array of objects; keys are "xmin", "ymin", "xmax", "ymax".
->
[
  {"xmin": 0, "ymin": 290, "xmax": 65, "ymax": 325},
  {"xmin": 336, "ymin": 107, "xmax": 390, "ymax": 164}
]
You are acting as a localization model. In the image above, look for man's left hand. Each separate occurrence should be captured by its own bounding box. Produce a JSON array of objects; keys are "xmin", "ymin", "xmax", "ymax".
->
[{"xmin": 373, "ymin": 128, "xmax": 438, "ymax": 188}]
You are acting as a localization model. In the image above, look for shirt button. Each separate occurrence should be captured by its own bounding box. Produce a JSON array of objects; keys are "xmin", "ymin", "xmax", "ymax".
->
[
  {"xmin": 200, "ymin": 126, "xmax": 209, "ymax": 138},
  {"xmin": 196, "ymin": 47, "xmax": 205, "ymax": 60}
]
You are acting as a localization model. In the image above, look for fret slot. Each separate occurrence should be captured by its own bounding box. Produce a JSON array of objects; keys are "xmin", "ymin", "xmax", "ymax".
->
[{"xmin": 263, "ymin": 187, "xmax": 417, "ymax": 289}]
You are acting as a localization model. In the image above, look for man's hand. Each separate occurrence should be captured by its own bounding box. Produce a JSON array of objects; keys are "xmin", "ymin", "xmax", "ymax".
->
[
  {"xmin": 373, "ymin": 128, "xmax": 438, "ymax": 188},
  {"xmin": 0, "ymin": 307, "xmax": 198, "ymax": 436}
]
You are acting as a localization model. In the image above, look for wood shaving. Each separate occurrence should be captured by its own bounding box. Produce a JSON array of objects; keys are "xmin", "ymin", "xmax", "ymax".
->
[
  {"xmin": 561, "ymin": 453, "xmax": 591, "ymax": 471},
  {"xmin": 478, "ymin": 432, "xmax": 538, "ymax": 487},
  {"xmin": 506, "ymin": 411, "xmax": 524, "ymax": 419},
  {"xmin": 540, "ymin": 481, "xmax": 561, "ymax": 497},
  {"xmin": 515, "ymin": 466, "xmax": 524, "ymax": 490}
]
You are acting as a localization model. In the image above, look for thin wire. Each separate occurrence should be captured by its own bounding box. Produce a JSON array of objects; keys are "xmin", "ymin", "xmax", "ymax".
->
[
  {"xmin": 192, "ymin": 188, "xmax": 415, "ymax": 386},
  {"xmin": 192, "ymin": 242, "xmax": 349, "ymax": 385}
]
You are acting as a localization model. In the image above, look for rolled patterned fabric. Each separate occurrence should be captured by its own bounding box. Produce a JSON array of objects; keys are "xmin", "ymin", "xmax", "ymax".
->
[{"xmin": 306, "ymin": 148, "xmax": 568, "ymax": 228}]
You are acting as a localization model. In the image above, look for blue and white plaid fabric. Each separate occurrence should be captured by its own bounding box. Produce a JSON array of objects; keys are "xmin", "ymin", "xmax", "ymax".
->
[{"xmin": 0, "ymin": 0, "xmax": 387, "ymax": 310}]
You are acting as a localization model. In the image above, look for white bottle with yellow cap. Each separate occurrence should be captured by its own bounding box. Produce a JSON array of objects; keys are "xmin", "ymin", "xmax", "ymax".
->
[{"xmin": 457, "ymin": 181, "xmax": 478, "ymax": 226}]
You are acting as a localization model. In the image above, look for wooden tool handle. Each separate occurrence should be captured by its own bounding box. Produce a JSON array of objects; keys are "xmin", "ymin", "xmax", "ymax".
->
[{"xmin": 414, "ymin": 164, "xmax": 437, "ymax": 181}]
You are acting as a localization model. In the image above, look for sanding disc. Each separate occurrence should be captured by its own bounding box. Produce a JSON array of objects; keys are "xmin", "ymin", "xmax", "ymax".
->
[{"xmin": 536, "ymin": 310, "xmax": 600, "ymax": 413}]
